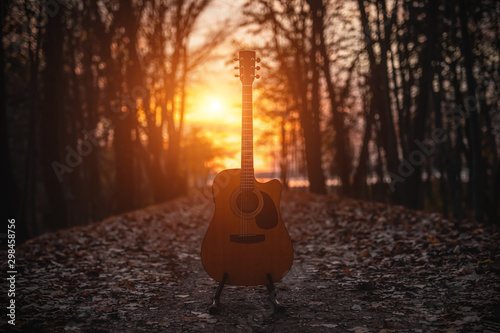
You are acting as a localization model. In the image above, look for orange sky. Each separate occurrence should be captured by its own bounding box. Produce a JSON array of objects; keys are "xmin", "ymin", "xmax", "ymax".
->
[
  {"xmin": 183, "ymin": 0, "xmax": 280, "ymax": 175},
  {"xmin": 185, "ymin": 79, "xmax": 279, "ymax": 174}
]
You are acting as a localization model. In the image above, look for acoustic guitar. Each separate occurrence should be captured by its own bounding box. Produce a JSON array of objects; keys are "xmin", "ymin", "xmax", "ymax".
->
[{"xmin": 201, "ymin": 50, "xmax": 294, "ymax": 286}]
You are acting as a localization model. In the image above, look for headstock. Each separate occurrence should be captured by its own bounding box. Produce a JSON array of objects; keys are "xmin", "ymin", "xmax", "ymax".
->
[{"xmin": 234, "ymin": 50, "xmax": 260, "ymax": 85}]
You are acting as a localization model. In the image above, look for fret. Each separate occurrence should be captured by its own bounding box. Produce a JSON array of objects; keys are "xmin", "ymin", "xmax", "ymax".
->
[{"xmin": 241, "ymin": 77, "xmax": 254, "ymax": 189}]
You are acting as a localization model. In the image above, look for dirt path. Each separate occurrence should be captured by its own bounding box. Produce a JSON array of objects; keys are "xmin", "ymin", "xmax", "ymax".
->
[{"xmin": 2, "ymin": 191, "xmax": 499, "ymax": 332}]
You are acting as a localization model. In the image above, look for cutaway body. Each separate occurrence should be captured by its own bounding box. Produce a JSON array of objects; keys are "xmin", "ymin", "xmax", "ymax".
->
[{"xmin": 201, "ymin": 169, "xmax": 294, "ymax": 286}]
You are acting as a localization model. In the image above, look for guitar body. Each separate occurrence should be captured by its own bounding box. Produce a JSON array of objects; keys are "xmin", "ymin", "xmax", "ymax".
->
[
  {"xmin": 201, "ymin": 169, "xmax": 294, "ymax": 286},
  {"xmin": 201, "ymin": 50, "xmax": 292, "ymax": 288}
]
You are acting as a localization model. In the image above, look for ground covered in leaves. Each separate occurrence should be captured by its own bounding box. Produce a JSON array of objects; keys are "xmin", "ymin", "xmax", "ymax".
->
[{"xmin": 2, "ymin": 190, "xmax": 500, "ymax": 332}]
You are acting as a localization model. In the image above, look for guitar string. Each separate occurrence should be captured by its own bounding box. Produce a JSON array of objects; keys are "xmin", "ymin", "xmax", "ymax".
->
[
  {"xmin": 240, "ymin": 87, "xmax": 243, "ymax": 236},
  {"xmin": 246, "ymin": 84, "xmax": 252, "ymax": 236},
  {"xmin": 243, "ymin": 83, "xmax": 252, "ymax": 235},
  {"xmin": 240, "ymin": 65, "xmax": 254, "ymax": 235},
  {"xmin": 244, "ymin": 84, "xmax": 248, "ymax": 235}
]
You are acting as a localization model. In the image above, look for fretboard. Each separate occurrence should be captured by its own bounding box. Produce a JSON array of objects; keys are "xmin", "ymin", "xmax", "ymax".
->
[{"xmin": 241, "ymin": 84, "xmax": 254, "ymax": 190}]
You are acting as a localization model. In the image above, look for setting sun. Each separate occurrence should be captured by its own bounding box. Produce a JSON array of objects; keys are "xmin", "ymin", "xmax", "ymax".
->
[
  {"xmin": 183, "ymin": 73, "xmax": 279, "ymax": 177},
  {"xmin": 208, "ymin": 97, "xmax": 222, "ymax": 114}
]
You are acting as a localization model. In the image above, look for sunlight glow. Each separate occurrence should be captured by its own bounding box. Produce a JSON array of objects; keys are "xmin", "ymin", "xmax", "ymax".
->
[
  {"xmin": 208, "ymin": 97, "xmax": 222, "ymax": 114},
  {"xmin": 183, "ymin": 60, "xmax": 278, "ymax": 175}
]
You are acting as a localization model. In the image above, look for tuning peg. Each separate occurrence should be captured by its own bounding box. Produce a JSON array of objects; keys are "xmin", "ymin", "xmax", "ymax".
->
[
  {"xmin": 235, "ymin": 74, "xmax": 240, "ymax": 77},
  {"xmin": 233, "ymin": 57, "xmax": 238, "ymax": 61},
  {"xmin": 256, "ymin": 75, "xmax": 260, "ymax": 79},
  {"xmin": 234, "ymin": 66, "xmax": 239, "ymax": 70},
  {"xmin": 256, "ymin": 66, "xmax": 260, "ymax": 70},
  {"xmin": 256, "ymin": 57, "xmax": 261, "ymax": 63}
]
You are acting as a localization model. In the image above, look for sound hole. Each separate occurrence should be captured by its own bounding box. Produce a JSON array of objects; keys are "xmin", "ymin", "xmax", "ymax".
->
[{"xmin": 236, "ymin": 190, "xmax": 259, "ymax": 213}]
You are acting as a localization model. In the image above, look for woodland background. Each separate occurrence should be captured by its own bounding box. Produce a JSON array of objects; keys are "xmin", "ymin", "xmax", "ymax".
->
[{"xmin": 1, "ymin": 0, "xmax": 499, "ymax": 242}]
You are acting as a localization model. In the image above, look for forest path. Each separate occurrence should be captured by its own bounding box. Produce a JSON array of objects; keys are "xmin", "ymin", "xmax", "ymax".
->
[{"xmin": 3, "ymin": 190, "xmax": 500, "ymax": 332}]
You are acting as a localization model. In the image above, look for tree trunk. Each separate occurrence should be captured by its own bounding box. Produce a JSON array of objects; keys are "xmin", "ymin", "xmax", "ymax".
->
[
  {"xmin": 353, "ymin": 98, "xmax": 375, "ymax": 200},
  {"xmin": 404, "ymin": 0, "xmax": 438, "ymax": 209},
  {"xmin": 82, "ymin": 0, "xmax": 103, "ymax": 221},
  {"xmin": 357, "ymin": 0, "xmax": 401, "ymax": 203},
  {"xmin": 459, "ymin": 0, "xmax": 484, "ymax": 222},
  {"xmin": 433, "ymin": 70, "xmax": 449, "ymax": 218},
  {"xmin": 309, "ymin": 0, "xmax": 351, "ymax": 196},
  {"xmin": 306, "ymin": 38, "xmax": 327, "ymax": 195},
  {"xmin": 41, "ymin": 7, "xmax": 68, "ymax": 230},
  {"xmin": 280, "ymin": 114, "xmax": 289, "ymax": 189},
  {"xmin": 0, "ymin": 0, "xmax": 22, "ymax": 237}
]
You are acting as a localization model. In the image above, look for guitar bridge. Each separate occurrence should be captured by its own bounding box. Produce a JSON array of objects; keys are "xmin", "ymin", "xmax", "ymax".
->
[{"xmin": 230, "ymin": 234, "xmax": 265, "ymax": 243}]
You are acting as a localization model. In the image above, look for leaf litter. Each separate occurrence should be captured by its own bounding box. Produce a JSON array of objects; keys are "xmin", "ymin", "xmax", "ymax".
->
[{"xmin": 1, "ymin": 190, "xmax": 499, "ymax": 332}]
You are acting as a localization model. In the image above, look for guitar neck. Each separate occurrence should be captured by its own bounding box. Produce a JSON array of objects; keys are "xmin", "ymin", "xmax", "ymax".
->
[
  {"xmin": 241, "ymin": 84, "xmax": 254, "ymax": 189},
  {"xmin": 236, "ymin": 50, "xmax": 260, "ymax": 190}
]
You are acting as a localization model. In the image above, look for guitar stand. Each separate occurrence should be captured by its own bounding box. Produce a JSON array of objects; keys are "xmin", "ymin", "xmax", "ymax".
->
[
  {"xmin": 266, "ymin": 273, "xmax": 286, "ymax": 313},
  {"xmin": 209, "ymin": 272, "xmax": 228, "ymax": 315},
  {"xmin": 208, "ymin": 272, "xmax": 286, "ymax": 314}
]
